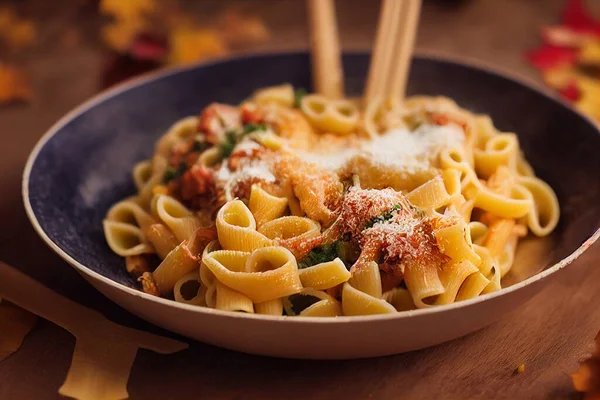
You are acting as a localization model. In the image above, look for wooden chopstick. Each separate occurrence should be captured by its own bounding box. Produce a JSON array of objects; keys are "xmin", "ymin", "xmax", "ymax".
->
[
  {"xmin": 364, "ymin": 0, "xmax": 402, "ymax": 106},
  {"xmin": 364, "ymin": 0, "xmax": 422, "ymax": 106},
  {"xmin": 388, "ymin": 0, "xmax": 422, "ymax": 102},
  {"xmin": 307, "ymin": 0, "xmax": 344, "ymax": 98}
]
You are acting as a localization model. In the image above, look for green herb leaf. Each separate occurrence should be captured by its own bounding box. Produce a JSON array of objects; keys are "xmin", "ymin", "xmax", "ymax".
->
[
  {"xmin": 218, "ymin": 124, "xmax": 266, "ymax": 158},
  {"xmin": 218, "ymin": 130, "xmax": 238, "ymax": 158},
  {"xmin": 298, "ymin": 241, "xmax": 341, "ymax": 269},
  {"xmin": 162, "ymin": 162, "xmax": 188, "ymax": 183},
  {"xmin": 294, "ymin": 87, "xmax": 307, "ymax": 108},
  {"xmin": 242, "ymin": 123, "xmax": 266, "ymax": 135},
  {"xmin": 364, "ymin": 204, "xmax": 402, "ymax": 229},
  {"xmin": 163, "ymin": 167, "xmax": 177, "ymax": 183}
]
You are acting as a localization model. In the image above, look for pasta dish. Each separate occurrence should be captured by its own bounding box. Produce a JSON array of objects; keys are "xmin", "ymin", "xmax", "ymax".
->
[{"xmin": 103, "ymin": 84, "xmax": 559, "ymax": 317}]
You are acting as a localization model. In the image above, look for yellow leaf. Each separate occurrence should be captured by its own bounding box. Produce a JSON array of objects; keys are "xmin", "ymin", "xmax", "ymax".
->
[
  {"xmin": 572, "ymin": 332, "xmax": 600, "ymax": 398},
  {"xmin": 542, "ymin": 65, "xmax": 578, "ymax": 89},
  {"xmin": 579, "ymin": 41, "xmax": 600, "ymax": 66},
  {"xmin": 574, "ymin": 77, "xmax": 600, "ymax": 121},
  {"xmin": 4, "ymin": 20, "xmax": 36, "ymax": 48},
  {"xmin": 0, "ymin": 7, "xmax": 36, "ymax": 49},
  {"xmin": 168, "ymin": 27, "xmax": 228, "ymax": 66},
  {"xmin": 0, "ymin": 63, "xmax": 32, "ymax": 104},
  {"xmin": 100, "ymin": 0, "xmax": 156, "ymax": 21},
  {"xmin": 101, "ymin": 20, "xmax": 143, "ymax": 53},
  {"xmin": 219, "ymin": 10, "xmax": 270, "ymax": 48},
  {"xmin": 0, "ymin": 300, "xmax": 37, "ymax": 362}
]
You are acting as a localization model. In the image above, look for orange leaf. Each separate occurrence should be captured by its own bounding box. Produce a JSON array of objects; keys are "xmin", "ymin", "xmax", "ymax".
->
[
  {"xmin": 100, "ymin": 0, "xmax": 156, "ymax": 21},
  {"xmin": 572, "ymin": 332, "xmax": 600, "ymax": 398},
  {"xmin": 219, "ymin": 10, "xmax": 270, "ymax": 48},
  {"xmin": 542, "ymin": 25, "xmax": 596, "ymax": 48},
  {"xmin": 542, "ymin": 65, "xmax": 579, "ymax": 89},
  {"xmin": 0, "ymin": 64, "xmax": 32, "ymax": 105},
  {"xmin": 0, "ymin": 7, "xmax": 36, "ymax": 49},
  {"xmin": 168, "ymin": 27, "xmax": 228, "ymax": 66},
  {"xmin": 0, "ymin": 300, "xmax": 37, "ymax": 362},
  {"xmin": 579, "ymin": 41, "xmax": 600, "ymax": 66}
]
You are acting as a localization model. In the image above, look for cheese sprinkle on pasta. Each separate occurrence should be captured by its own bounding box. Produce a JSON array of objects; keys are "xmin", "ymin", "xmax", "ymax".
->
[{"xmin": 103, "ymin": 86, "xmax": 560, "ymax": 317}]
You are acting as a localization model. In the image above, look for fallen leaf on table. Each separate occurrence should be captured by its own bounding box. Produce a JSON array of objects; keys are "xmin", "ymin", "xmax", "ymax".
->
[
  {"xmin": 542, "ymin": 25, "xmax": 596, "ymax": 48},
  {"xmin": 559, "ymin": 81, "xmax": 581, "ymax": 101},
  {"xmin": 100, "ymin": 0, "xmax": 156, "ymax": 21},
  {"xmin": 168, "ymin": 27, "xmax": 228, "ymax": 65},
  {"xmin": 572, "ymin": 331, "xmax": 600, "ymax": 399},
  {"xmin": 98, "ymin": 1, "xmax": 269, "ymax": 87},
  {"xmin": 219, "ymin": 9, "xmax": 270, "ymax": 48},
  {"xmin": 130, "ymin": 33, "xmax": 168, "ymax": 62},
  {"xmin": 0, "ymin": 6, "xmax": 36, "ymax": 49},
  {"xmin": 579, "ymin": 41, "xmax": 600, "ymax": 66},
  {"xmin": 525, "ymin": 0, "xmax": 600, "ymax": 122},
  {"xmin": 0, "ymin": 299, "xmax": 37, "ymax": 362},
  {"xmin": 101, "ymin": 19, "xmax": 146, "ymax": 54},
  {"xmin": 562, "ymin": 0, "xmax": 600, "ymax": 35},
  {"xmin": 100, "ymin": 0, "xmax": 157, "ymax": 54},
  {"xmin": 574, "ymin": 77, "xmax": 600, "ymax": 120},
  {"xmin": 0, "ymin": 63, "xmax": 32, "ymax": 105}
]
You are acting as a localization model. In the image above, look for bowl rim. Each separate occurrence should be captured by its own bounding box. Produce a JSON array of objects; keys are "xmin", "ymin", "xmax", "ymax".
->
[{"xmin": 22, "ymin": 50, "xmax": 600, "ymax": 324}]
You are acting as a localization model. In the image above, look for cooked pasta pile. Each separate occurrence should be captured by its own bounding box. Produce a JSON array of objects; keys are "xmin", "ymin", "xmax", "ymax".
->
[{"xmin": 103, "ymin": 84, "xmax": 560, "ymax": 316}]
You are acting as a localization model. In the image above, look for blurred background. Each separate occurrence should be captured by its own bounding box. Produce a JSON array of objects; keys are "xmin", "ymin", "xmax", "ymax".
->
[{"xmin": 0, "ymin": 0, "xmax": 598, "ymax": 266}]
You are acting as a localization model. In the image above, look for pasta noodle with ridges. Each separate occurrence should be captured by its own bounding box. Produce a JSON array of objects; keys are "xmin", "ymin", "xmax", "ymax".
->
[{"xmin": 102, "ymin": 86, "xmax": 559, "ymax": 316}]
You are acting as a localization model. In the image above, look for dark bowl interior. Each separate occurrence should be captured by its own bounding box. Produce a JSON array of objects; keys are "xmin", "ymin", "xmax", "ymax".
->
[{"xmin": 26, "ymin": 52, "xmax": 600, "ymax": 290}]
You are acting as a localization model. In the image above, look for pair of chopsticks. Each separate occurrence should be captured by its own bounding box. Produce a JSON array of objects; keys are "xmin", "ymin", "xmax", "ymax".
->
[{"xmin": 307, "ymin": 0, "xmax": 422, "ymax": 105}]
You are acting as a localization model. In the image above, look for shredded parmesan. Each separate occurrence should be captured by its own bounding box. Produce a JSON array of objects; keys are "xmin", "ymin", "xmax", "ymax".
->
[
  {"xmin": 298, "ymin": 123, "xmax": 464, "ymax": 173},
  {"xmin": 335, "ymin": 188, "xmax": 406, "ymax": 236}
]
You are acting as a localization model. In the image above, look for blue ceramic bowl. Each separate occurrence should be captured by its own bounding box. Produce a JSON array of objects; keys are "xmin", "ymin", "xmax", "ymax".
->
[{"xmin": 22, "ymin": 52, "xmax": 600, "ymax": 359}]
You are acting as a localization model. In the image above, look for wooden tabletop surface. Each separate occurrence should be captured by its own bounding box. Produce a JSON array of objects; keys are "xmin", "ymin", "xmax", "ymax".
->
[{"xmin": 1, "ymin": 1, "xmax": 599, "ymax": 399}]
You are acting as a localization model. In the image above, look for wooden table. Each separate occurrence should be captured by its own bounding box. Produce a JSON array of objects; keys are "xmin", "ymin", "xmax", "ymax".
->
[{"xmin": 1, "ymin": 1, "xmax": 599, "ymax": 399}]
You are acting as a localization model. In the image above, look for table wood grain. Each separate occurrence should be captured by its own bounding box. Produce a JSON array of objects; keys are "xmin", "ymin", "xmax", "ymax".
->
[{"xmin": 0, "ymin": 1, "xmax": 598, "ymax": 399}]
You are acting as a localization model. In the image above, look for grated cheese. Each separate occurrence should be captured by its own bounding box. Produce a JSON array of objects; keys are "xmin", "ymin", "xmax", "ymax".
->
[{"xmin": 298, "ymin": 123, "xmax": 464, "ymax": 174}]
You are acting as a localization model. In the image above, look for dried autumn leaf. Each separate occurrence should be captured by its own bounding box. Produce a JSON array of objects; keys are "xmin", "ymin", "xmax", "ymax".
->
[
  {"xmin": 579, "ymin": 41, "xmax": 600, "ymax": 66},
  {"xmin": 0, "ymin": 7, "xmax": 36, "ymax": 49},
  {"xmin": 130, "ymin": 33, "xmax": 168, "ymax": 62},
  {"xmin": 0, "ymin": 299, "xmax": 37, "ymax": 362},
  {"xmin": 562, "ymin": 0, "xmax": 600, "ymax": 35},
  {"xmin": 0, "ymin": 63, "xmax": 32, "ymax": 105},
  {"xmin": 101, "ymin": 20, "xmax": 145, "ymax": 53},
  {"xmin": 542, "ymin": 25, "xmax": 596, "ymax": 48},
  {"xmin": 526, "ymin": 45, "xmax": 578, "ymax": 70},
  {"xmin": 100, "ymin": 0, "xmax": 156, "ymax": 21},
  {"xmin": 168, "ymin": 27, "xmax": 228, "ymax": 66},
  {"xmin": 100, "ymin": 0, "xmax": 157, "ymax": 53},
  {"xmin": 219, "ymin": 10, "xmax": 270, "ymax": 48},
  {"xmin": 572, "ymin": 332, "xmax": 600, "ymax": 399},
  {"xmin": 526, "ymin": 0, "xmax": 600, "ymax": 122},
  {"xmin": 559, "ymin": 81, "xmax": 581, "ymax": 101},
  {"xmin": 542, "ymin": 65, "xmax": 580, "ymax": 89}
]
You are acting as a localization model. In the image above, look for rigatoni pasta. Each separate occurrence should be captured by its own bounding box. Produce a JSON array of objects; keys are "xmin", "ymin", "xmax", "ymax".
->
[{"xmin": 103, "ymin": 85, "xmax": 560, "ymax": 316}]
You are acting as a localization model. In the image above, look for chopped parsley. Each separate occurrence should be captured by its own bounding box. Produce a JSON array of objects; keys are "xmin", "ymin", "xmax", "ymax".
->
[
  {"xmin": 218, "ymin": 124, "xmax": 267, "ymax": 158},
  {"xmin": 242, "ymin": 123, "xmax": 266, "ymax": 135},
  {"xmin": 294, "ymin": 87, "xmax": 307, "ymax": 108},
  {"xmin": 298, "ymin": 241, "xmax": 341, "ymax": 269},
  {"xmin": 218, "ymin": 130, "xmax": 238, "ymax": 158},
  {"xmin": 163, "ymin": 161, "xmax": 188, "ymax": 183},
  {"xmin": 284, "ymin": 294, "xmax": 321, "ymax": 316},
  {"xmin": 364, "ymin": 204, "xmax": 402, "ymax": 229}
]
